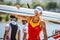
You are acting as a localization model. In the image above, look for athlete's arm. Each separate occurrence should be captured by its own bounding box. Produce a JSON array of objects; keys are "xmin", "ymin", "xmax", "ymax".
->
[
  {"xmin": 3, "ymin": 26, "xmax": 9, "ymax": 40},
  {"xmin": 18, "ymin": 30, "xmax": 20, "ymax": 40},
  {"xmin": 27, "ymin": 16, "xmax": 33, "ymax": 23},
  {"xmin": 41, "ymin": 21, "xmax": 48, "ymax": 40},
  {"xmin": 23, "ymin": 32, "xmax": 27, "ymax": 40},
  {"xmin": 23, "ymin": 25, "xmax": 28, "ymax": 40}
]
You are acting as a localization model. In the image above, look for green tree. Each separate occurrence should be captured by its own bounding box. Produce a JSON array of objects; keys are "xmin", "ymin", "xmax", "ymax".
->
[
  {"xmin": 0, "ymin": 2, "xmax": 4, "ymax": 5},
  {"xmin": 31, "ymin": 2, "xmax": 44, "ymax": 9},
  {"xmin": 0, "ymin": 16, "xmax": 3, "ymax": 21},
  {"xmin": 16, "ymin": 0, "xmax": 20, "ymax": 4},
  {"xmin": 21, "ymin": 4, "xmax": 27, "ymax": 8},
  {"xmin": 46, "ymin": 2, "xmax": 58, "ymax": 10},
  {"xmin": 0, "ymin": 0, "xmax": 4, "ymax": 2},
  {"xmin": 6, "ymin": 1, "xmax": 12, "ymax": 6},
  {"xmin": 5, "ymin": 14, "xmax": 9, "ymax": 22},
  {"xmin": 14, "ymin": 3, "xmax": 20, "ymax": 6}
]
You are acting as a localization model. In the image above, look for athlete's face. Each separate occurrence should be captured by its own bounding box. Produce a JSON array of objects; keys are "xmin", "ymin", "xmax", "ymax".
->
[
  {"xmin": 22, "ymin": 20, "xmax": 27, "ymax": 25},
  {"xmin": 34, "ymin": 10, "xmax": 39, "ymax": 16},
  {"xmin": 10, "ymin": 18, "xmax": 17, "ymax": 22},
  {"xmin": 10, "ymin": 18, "xmax": 17, "ymax": 25},
  {"xmin": 32, "ymin": 10, "xmax": 40, "ymax": 23},
  {"xmin": 32, "ymin": 16, "xmax": 39, "ymax": 23},
  {"xmin": 34, "ymin": 10, "xmax": 42, "ymax": 16}
]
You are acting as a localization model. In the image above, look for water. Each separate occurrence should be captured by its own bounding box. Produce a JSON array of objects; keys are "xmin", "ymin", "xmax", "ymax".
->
[{"xmin": 0, "ymin": 22, "xmax": 60, "ymax": 40}]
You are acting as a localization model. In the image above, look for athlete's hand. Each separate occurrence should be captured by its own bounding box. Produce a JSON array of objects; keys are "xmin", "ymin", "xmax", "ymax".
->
[
  {"xmin": 16, "ymin": 4, "xmax": 20, "ymax": 9},
  {"xmin": 23, "ymin": 38, "xmax": 26, "ymax": 40}
]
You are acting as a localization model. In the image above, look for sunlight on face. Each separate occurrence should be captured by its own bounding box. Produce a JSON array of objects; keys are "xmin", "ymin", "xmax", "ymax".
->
[{"xmin": 22, "ymin": 20, "xmax": 27, "ymax": 24}]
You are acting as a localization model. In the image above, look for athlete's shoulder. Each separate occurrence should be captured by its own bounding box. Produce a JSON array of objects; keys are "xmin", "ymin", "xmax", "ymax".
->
[
  {"xmin": 41, "ymin": 19, "xmax": 45, "ymax": 23},
  {"xmin": 17, "ymin": 24, "xmax": 20, "ymax": 28},
  {"xmin": 6, "ymin": 24, "xmax": 10, "ymax": 26},
  {"xmin": 4, "ymin": 24, "xmax": 10, "ymax": 30},
  {"xmin": 41, "ymin": 20, "xmax": 46, "ymax": 29}
]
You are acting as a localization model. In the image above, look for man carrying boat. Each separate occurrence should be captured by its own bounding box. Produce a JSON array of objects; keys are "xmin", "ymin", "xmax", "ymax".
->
[{"xmin": 20, "ymin": 19, "xmax": 28, "ymax": 40}]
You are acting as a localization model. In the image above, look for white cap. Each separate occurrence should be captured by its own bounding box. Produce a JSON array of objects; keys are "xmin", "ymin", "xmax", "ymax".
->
[{"xmin": 35, "ymin": 6, "xmax": 43, "ymax": 13}]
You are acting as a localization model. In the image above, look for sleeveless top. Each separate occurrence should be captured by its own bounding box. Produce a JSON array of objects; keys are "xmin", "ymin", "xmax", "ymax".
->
[
  {"xmin": 5, "ymin": 23, "xmax": 20, "ymax": 40},
  {"xmin": 28, "ymin": 18, "xmax": 42, "ymax": 40},
  {"xmin": 10, "ymin": 23, "xmax": 18, "ymax": 40}
]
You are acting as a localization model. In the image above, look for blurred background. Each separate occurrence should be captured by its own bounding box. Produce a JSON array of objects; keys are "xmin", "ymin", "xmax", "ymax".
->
[
  {"xmin": 0, "ymin": 0, "xmax": 60, "ymax": 40},
  {"xmin": 0, "ymin": 0, "xmax": 60, "ymax": 12}
]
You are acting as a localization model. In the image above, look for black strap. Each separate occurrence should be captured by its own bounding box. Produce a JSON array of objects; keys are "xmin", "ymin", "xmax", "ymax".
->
[{"xmin": 10, "ymin": 23, "xmax": 18, "ymax": 40}]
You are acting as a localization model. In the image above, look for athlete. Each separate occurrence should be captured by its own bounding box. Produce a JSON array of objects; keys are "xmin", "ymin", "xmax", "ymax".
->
[
  {"xmin": 3, "ymin": 15, "xmax": 20, "ymax": 40},
  {"xmin": 20, "ymin": 19, "xmax": 28, "ymax": 40},
  {"xmin": 23, "ymin": 6, "xmax": 48, "ymax": 40}
]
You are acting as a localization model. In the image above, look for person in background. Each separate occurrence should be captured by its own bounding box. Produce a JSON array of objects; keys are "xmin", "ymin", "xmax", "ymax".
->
[
  {"xmin": 53, "ymin": 29, "xmax": 60, "ymax": 40},
  {"xmin": 3, "ymin": 15, "xmax": 20, "ymax": 40},
  {"xmin": 20, "ymin": 19, "xmax": 28, "ymax": 40},
  {"xmin": 23, "ymin": 6, "xmax": 48, "ymax": 40}
]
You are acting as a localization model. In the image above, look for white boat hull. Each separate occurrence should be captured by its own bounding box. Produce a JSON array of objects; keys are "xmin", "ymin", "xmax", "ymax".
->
[{"xmin": 0, "ymin": 5, "xmax": 60, "ymax": 23}]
